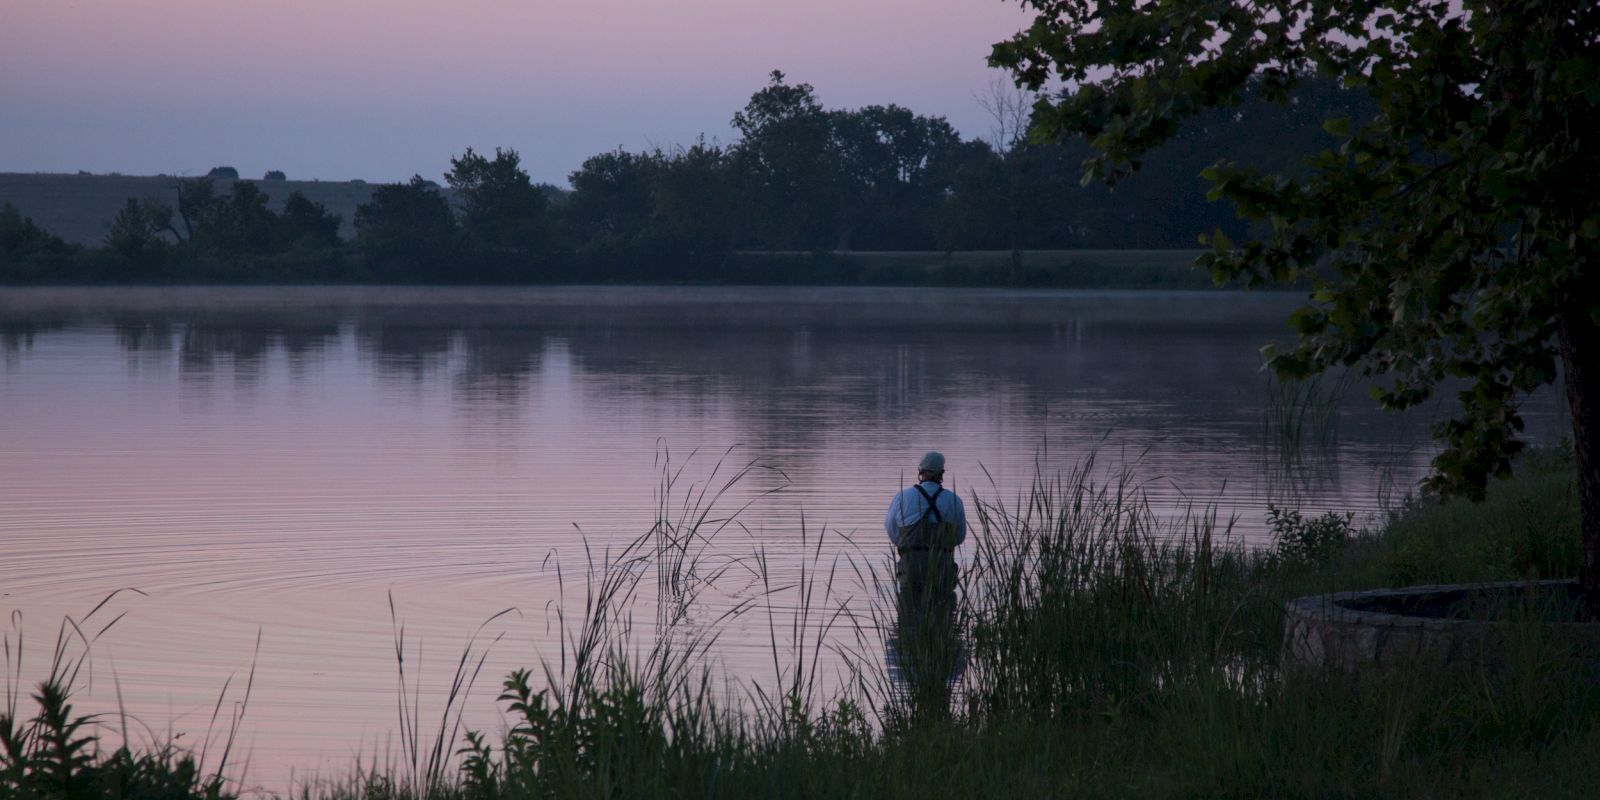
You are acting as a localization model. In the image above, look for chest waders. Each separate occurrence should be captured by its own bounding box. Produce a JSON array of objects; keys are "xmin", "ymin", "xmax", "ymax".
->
[{"xmin": 895, "ymin": 484, "xmax": 959, "ymax": 595}]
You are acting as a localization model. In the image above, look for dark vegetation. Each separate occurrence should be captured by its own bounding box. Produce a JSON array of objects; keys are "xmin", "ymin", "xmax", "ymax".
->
[
  {"xmin": 0, "ymin": 173, "xmax": 379, "ymax": 246},
  {"xmin": 5, "ymin": 449, "xmax": 1589, "ymax": 798},
  {"xmin": 992, "ymin": 0, "xmax": 1600, "ymax": 609},
  {"xmin": 2, "ymin": 590, "xmax": 240, "ymax": 800},
  {"xmin": 0, "ymin": 73, "xmax": 1369, "ymax": 287}
]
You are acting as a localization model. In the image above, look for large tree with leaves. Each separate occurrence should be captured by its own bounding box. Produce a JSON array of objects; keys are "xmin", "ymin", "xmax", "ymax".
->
[
  {"xmin": 354, "ymin": 176, "xmax": 458, "ymax": 282},
  {"xmin": 731, "ymin": 71, "xmax": 838, "ymax": 250},
  {"xmin": 446, "ymin": 147, "xmax": 549, "ymax": 258},
  {"xmin": 829, "ymin": 104, "xmax": 967, "ymax": 250},
  {"xmin": 993, "ymin": 1, "xmax": 1600, "ymax": 600}
]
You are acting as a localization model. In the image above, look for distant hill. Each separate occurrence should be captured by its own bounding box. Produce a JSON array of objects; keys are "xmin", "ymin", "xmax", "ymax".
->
[{"xmin": 0, "ymin": 172, "xmax": 386, "ymax": 246}]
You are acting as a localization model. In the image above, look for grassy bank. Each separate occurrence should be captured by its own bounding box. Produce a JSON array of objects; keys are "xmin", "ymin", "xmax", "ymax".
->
[
  {"xmin": 4, "ymin": 450, "xmax": 1587, "ymax": 798},
  {"xmin": 727, "ymin": 249, "xmax": 1214, "ymax": 289}
]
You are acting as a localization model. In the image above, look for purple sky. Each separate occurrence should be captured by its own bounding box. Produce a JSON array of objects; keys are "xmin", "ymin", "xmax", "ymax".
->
[{"xmin": 1, "ymin": 0, "xmax": 1034, "ymax": 185}]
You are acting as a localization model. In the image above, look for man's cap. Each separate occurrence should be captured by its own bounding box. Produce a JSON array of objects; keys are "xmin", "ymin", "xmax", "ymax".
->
[{"xmin": 918, "ymin": 451, "xmax": 945, "ymax": 472}]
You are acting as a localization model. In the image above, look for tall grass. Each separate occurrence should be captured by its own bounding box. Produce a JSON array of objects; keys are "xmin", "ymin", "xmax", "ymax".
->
[
  {"xmin": 1260, "ymin": 371, "xmax": 1349, "ymax": 456},
  {"xmin": 1, "ymin": 589, "xmax": 243, "ymax": 799},
  {"xmin": 959, "ymin": 457, "xmax": 1276, "ymax": 723},
  {"xmin": 1256, "ymin": 370, "xmax": 1355, "ymax": 505},
  {"xmin": 293, "ymin": 445, "xmax": 1592, "ymax": 798}
]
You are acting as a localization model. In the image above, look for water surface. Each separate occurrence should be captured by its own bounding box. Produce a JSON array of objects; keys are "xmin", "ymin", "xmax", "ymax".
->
[{"xmin": 1, "ymin": 286, "xmax": 1550, "ymax": 791}]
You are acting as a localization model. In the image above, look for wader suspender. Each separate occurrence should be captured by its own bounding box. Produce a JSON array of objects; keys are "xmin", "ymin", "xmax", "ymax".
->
[
  {"xmin": 913, "ymin": 484, "xmax": 944, "ymax": 525},
  {"xmin": 898, "ymin": 484, "xmax": 945, "ymax": 552},
  {"xmin": 897, "ymin": 485, "xmax": 955, "ymax": 594}
]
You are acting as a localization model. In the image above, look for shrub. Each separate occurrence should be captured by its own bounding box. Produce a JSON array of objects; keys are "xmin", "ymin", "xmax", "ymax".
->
[{"xmin": 1265, "ymin": 504, "xmax": 1354, "ymax": 568}]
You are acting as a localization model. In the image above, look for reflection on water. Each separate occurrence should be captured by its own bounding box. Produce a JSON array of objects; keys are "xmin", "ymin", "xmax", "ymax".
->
[
  {"xmin": 885, "ymin": 567, "xmax": 966, "ymax": 718},
  {"xmin": 0, "ymin": 286, "xmax": 1562, "ymax": 790}
]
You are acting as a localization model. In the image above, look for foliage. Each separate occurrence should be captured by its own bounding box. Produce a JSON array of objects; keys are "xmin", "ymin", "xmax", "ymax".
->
[
  {"xmin": 0, "ymin": 453, "xmax": 1588, "ymax": 799},
  {"xmin": 281, "ymin": 191, "xmax": 344, "ymax": 249},
  {"xmin": 1, "ymin": 606, "xmax": 236, "ymax": 800},
  {"xmin": 279, "ymin": 191, "xmax": 343, "ymax": 250},
  {"xmin": 174, "ymin": 177, "xmax": 217, "ymax": 243},
  {"xmin": 990, "ymin": 0, "xmax": 1599, "ymax": 501},
  {"xmin": 827, "ymin": 103, "xmax": 967, "ymax": 251},
  {"xmin": 191, "ymin": 181, "xmax": 279, "ymax": 255},
  {"xmin": 205, "ymin": 166, "xmax": 239, "ymax": 180},
  {"xmin": 354, "ymin": 176, "xmax": 459, "ymax": 281},
  {"xmin": 992, "ymin": 0, "xmax": 1600, "ymax": 615},
  {"xmin": 0, "ymin": 680, "xmax": 232, "ymax": 800},
  {"xmin": 731, "ymin": 71, "xmax": 838, "ymax": 250},
  {"xmin": 1264, "ymin": 503, "xmax": 1354, "ymax": 568},
  {"xmin": 1, "ymin": 203, "xmax": 73, "ymax": 262},
  {"xmin": 1366, "ymin": 446, "xmax": 1581, "ymax": 586},
  {"xmin": 263, "ymin": 170, "xmax": 287, "ymax": 181},
  {"xmin": 445, "ymin": 147, "xmax": 549, "ymax": 262},
  {"xmin": 0, "ymin": 203, "xmax": 77, "ymax": 282},
  {"xmin": 104, "ymin": 198, "xmax": 171, "ymax": 259},
  {"xmin": 644, "ymin": 139, "xmax": 739, "ymax": 275},
  {"xmin": 565, "ymin": 149, "xmax": 656, "ymax": 253},
  {"xmin": 943, "ymin": 140, "xmax": 1078, "ymax": 265},
  {"xmin": 284, "ymin": 450, "xmax": 1596, "ymax": 800},
  {"xmin": 4, "ymin": 72, "xmax": 1398, "ymax": 286}
]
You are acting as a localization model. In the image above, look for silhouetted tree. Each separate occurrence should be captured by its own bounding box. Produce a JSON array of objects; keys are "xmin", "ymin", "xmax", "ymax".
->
[
  {"xmin": 566, "ymin": 150, "xmax": 656, "ymax": 253},
  {"xmin": 263, "ymin": 170, "xmax": 287, "ymax": 181},
  {"xmin": 135, "ymin": 197, "xmax": 183, "ymax": 244},
  {"xmin": 0, "ymin": 203, "xmax": 70, "ymax": 260},
  {"xmin": 994, "ymin": 0, "xmax": 1600, "ymax": 604},
  {"xmin": 192, "ymin": 182, "xmax": 278, "ymax": 255},
  {"xmin": 0, "ymin": 203, "xmax": 74, "ymax": 281},
  {"xmin": 945, "ymin": 143, "xmax": 1039, "ymax": 256},
  {"xmin": 279, "ymin": 191, "xmax": 342, "ymax": 249},
  {"xmin": 207, "ymin": 166, "xmax": 240, "ymax": 179},
  {"xmin": 647, "ymin": 139, "xmax": 739, "ymax": 274},
  {"xmin": 14, "ymin": 70, "xmax": 1397, "ymax": 286},
  {"xmin": 354, "ymin": 176, "xmax": 458, "ymax": 281},
  {"xmin": 445, "ymin": 147, "xmax": 548, "ymax": 260},
  {"xmin": 829, "ymin": 105, "xmax": 966, "ymax": 250},
  {"xmin": 173, "ymin": 178, "xmax": 218, "ymax": 243},
  {"xmin": 731, "ymin": 71, "xmax": 837, "ymax": 250},
  {"xmin": 105, "ymin": 199, "xmax": 162, "ymax": 257}
]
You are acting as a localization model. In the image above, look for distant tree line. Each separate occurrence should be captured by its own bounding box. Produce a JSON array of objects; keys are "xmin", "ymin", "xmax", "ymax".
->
[{"xmin": 0, "ymin": 72, "xmax": 1370, "ymax": 286}]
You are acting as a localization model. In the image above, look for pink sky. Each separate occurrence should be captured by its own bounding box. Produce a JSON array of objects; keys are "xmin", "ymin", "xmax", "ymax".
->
[{"xmin": 0, "ymin": 0, "xmax": 1034, "ymax": 183}]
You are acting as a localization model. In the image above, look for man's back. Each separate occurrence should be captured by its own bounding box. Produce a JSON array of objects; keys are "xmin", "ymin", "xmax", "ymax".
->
[{"xmin": 885, "ymin": 480, "xmax": 967, "ymax": 548}]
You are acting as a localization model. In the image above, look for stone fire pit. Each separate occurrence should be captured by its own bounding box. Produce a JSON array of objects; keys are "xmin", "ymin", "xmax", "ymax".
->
[{"xmin": 1282, "ymin": 579, "xmax": 1600, "ymax": 671}]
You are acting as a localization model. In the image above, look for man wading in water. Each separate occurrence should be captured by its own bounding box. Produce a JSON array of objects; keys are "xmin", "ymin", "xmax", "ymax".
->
[
  {"xmin": 884, "ymin": 451, "xmax": 968, "ymax": 594},
  {"xmin": 884, "ymin": 451, "xmax": 968, "ymax": 711}
]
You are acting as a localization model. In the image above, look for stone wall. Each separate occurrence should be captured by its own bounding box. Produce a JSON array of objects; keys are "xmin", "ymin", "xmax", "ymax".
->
[{"xmin": 1282, "ymin": 580, "xmax": 1594, "ymax": 671}]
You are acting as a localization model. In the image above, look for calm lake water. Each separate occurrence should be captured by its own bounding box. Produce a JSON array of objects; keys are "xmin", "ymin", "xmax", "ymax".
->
[{"xmin": 0, "ymin": 285, "xmax": 1560, "ymax": 791}]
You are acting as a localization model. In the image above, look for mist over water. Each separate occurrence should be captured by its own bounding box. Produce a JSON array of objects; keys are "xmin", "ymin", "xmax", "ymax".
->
[{"xmin": 0, "ymin": 285, "xmax": 1562, "ymax": 790}]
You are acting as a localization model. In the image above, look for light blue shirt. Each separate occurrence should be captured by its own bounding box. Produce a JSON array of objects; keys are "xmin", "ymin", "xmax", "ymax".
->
[{"xmin": 884, "ymin": 481, "xmax": 967, "ymax": 546}]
